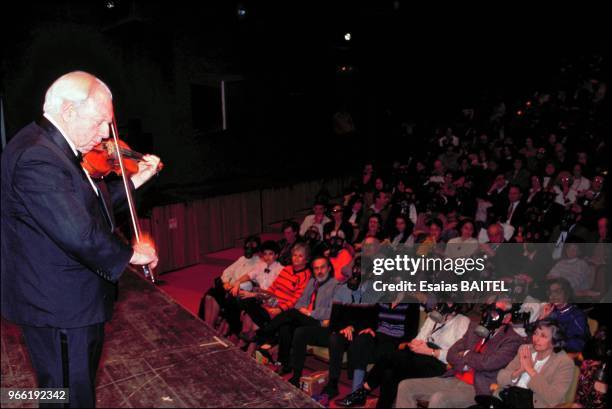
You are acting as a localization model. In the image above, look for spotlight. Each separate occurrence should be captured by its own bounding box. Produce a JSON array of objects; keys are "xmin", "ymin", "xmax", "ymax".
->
[
  {"xmin": 105, "ymin": 0, "xmax": 115, "ymax": 9},
  {"xmin": 526, "ymin": 100, "xmax": 532, "ymax": 107},
  {"xmin": 517, "ymin": 110, "xmax": 524, "ymax": 116},
  {"xmin": 344, "ymin": 32, "xmax": 352, "ymax": 41},
  {"xmin": 237, "ymin": 3, "xmax": 246, "ymax": 18}
]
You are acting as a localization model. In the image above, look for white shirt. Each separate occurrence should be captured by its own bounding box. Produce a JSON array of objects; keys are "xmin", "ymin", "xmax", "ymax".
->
[
  {"xmin": 512, "ymin": 351, "xmax": 551, "ymax": 388},
  {"xmin": 415, "ymin": 314, "xmax": 471, "ymax": 364},
  {"xmin": 445, "ymin": 237, "xmax": 479, "ymax": 258},
  {"xmin": 299, "ymin": 214, "xmax": 331, "ymax": 237},
  {"xmin": 43, "ymin": 113, "xmax": 99, "ymax": 196},
  {"xmin": 571, "ymin": 176, "xmax": 591, "ymax": 194},
  {"xmin": 506, "ymin": 201, "xmax": 519, "ymax": 223},
  {"xmin": 248, "ymin": 261, "xmax": 283, "ymax": 290},
  {"xmin": 348, "ymin": 211, "xmax": 358, "ymax": 226},
  {"xmin": 221, "ymin": 255, "xmax": 264, "ymax": 286},
  {"xmin": 408, "ymin": 203, "xmax": 418, "ymax": 225},
  {"xmin": 553, "ymin": 185, "xmax": 576, "ymax": 206}
]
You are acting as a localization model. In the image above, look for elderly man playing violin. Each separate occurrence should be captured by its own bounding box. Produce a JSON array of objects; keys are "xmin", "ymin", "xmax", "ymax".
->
[{"xmin": 1, "ymin": 71, "xmax": 160, "ymax": 408}]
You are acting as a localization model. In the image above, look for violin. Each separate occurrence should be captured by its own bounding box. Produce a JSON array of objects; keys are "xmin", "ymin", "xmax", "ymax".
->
[
  {"xmin": 82, "ymin": 138, "xmax": 163, "ymax": 179},
  {"xmin": 88, "ymin": 119, "xmax": 161, "ymax": 284}
]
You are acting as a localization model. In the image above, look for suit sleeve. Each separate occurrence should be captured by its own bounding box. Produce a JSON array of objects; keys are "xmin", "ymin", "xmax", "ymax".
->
[
  {"xmin": 496, "ymin": 352, "xmax": 521, "ymax": 387},
  {"xmin": 14, "ymin": 149, "xmax": 133, "ymax": 282},
  {"xmin": 527, "ymin": 355, "xmax": 575, "ymax": 407},
  {"xmin": 465, "ymin": 331, "xmax": 524, "ymax": 372},
  {"xmin": 446, "ymin": 325, "xmax": 472, "ymax": 369},
  {"xmin": 106, "ymin": 178, "xmax": 133, "ymax": 213}
]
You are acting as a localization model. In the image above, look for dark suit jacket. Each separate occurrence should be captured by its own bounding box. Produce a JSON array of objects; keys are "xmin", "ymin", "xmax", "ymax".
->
[
  {"xmin": 499, "ymin": 200, "xmax": 528, "ymax": 230},
  {"xmin": 1, "ymin": 119, "xmax": 133, "ymax": 328},
  {"xmin": 445, "ymin": 322, "xmax": 525, "ymax": 396}
]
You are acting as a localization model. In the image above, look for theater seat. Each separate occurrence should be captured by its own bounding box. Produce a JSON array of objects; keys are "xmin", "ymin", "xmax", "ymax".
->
[
  {"xmin": 307, "ymin": 345, "xmax": 348, "ymax": 364},
  {"xmin": 307, "ymin": 308, "xmax": 430, "ymax": 371}
]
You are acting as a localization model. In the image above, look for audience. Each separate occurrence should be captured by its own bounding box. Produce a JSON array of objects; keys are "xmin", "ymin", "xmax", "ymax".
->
[
  {"xmin": 537, "ymin": 278, "xmax": 590, "ymax": 354},
  {"xmin": 396, "ymin": 299, "xmax": 524, "ymax": 408},
  {"xmin": 253, "ymin": 255, "xmax": 340, "ymax": 379},
  {"xmin": 300, "ymin": 201, "xmax": 331, "ymax": 237},
  {"xmin": 201, "ymin": 235, "xmax": 262, "ymax": 333},
  {"xmin": 278, "ymin": 221, "xmax": 301, "ymax": 266},
  {"xmin": 323, "ymin": 203, "xmax": 354, "ymax": 243},
  {"xmin": 547, "ymin": 242, "xmax": 595, "ymax": 293},
  {"xmin": 445, "ymin": 219, "xmax": 478, "ymax": 258},
  {"xmin": 335, "ymin": 302, "xmax": 471, "ymax": 408},
  {"xmin": 196, "ymin": 51, "xmax": 608, "ymax": 407},
  {"xmin": 241, "ymin": 243, "xmax": 311, "ymax": 333}
]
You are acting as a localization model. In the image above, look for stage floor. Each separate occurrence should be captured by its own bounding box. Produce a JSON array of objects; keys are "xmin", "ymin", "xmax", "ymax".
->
[{"xmin": 1, "ymin": 271, "xmax": 321, "ymax": 408}]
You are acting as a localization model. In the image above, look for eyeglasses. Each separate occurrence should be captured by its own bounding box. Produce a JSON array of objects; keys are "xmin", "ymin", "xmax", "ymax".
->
[{"xmin": 332, "ymin": 208, "xmax": 342, "ymax": 213}]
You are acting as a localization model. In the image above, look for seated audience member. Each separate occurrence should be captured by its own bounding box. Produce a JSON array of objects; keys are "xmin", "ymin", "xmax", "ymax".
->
[
  {"xmin": 547, "ymin": 242, "xmax": 595, "ymax": 293},
  {"xmin": 396, "ymin": 299, "xmax": 524, "ymax": 408},
  {"xmin": 278, "ymin": 220, "xmax": 301, "ymax": 266},
  {"xmin": 360, "ymin": 191, "xmax": 391, "ymax": 233},
  {"xmin": 324, "ymin": 203, "xmax": 354, "ymax": 243},
  {"xmin": 440, "ymin": 210, "xmax": 460, "ymax": 243},
  {"xmin": 329, "ymin": 301, "xmax": 420, "ymax": 405},
  {"xmin": 506, "ymin": 157, "xmax": 531, "ymax": 192},
  {"xmin": 202, "ymin": 235, "xmax": 262, "ymax": 331},
  {"xmin": 241, "ymin": 243, "xmax": 311, "ymax": 332},
  {"xmin": 335, "ymin": 303, "xmax": 471, "ymax": 408},
  {"xmin": 415, "ymin": 218, "xmax": 444, "ymax": 256},
  {"xmin": 388, "ymin": 214, "xmax": 414, "ymax": 250},
  {"xmin": 304, "ymin": 225, "xmax": 323, "ymax": 254},
  {"xmin": 300, "ymin": 201, "xmax": 331, "ymax": 238},
  {"xmin": 253, "ymin": 255, "xmax": 340, "ymax": 379},
  {"xmin": 428, "ymin": 159, "xmax": 447, "ymax": 185},
  {"xmin": 231, "ymin": 240, "xmax": 283, "ymax": 294},
  {"xmin": 553, "ymin": 171, "xmax": 577, "ymax": 207},
  {"xmin": 495, "ymin": 319, "xmax": 575, "ymax": 408},
  {"xmin": 224, "ymin": 241, "xmax": 284, "ymax": 337},
  {"xmin": 526, "ymin": 175, "xmax": 546, "ymax": 206},
  {"xmin": 549, "ymin": 205, "xmax": 594, "ymax": 260},
  {"xmin": 326, "ymin": 232, "xmax": 353, "ymax": 282},
  {"xmin": 588, "ymin": 216, "xmax": 609, "ymax": 272},
  {"xmin": 500, "ymin": 185, "xmax": 528, "ymax": 230},
  {"xmin": 486, "ymin": 173, "xmax": 510, "ymax": 211},
  {"xmin": 537, "ymin": 278, "xmax": 590, "ymax": 353},
  {"xmin": 578, "ymin": 173, "xmax": 606, "ymax": 213},
  {"xmin": 288, "ymin": 260, "xmax": 363, "ymax": 390},
  {"xmin": 571, "ymin": 163, "xmax": 591, "ymax": 195},
  {"xmin": 478, "ymin": 222, "xmax": 523, "ymax": 279},
  {"xmin": 541, "ymin": 161, "xmax": 557, "ymax": 191},
  {"xmin": 445, "ymin": 218, "xmax": 478, "ymax": 258},
  {"xmin": 345, "ymin": 195, "xmax": 364, "ymax": 234},
  {"xmin": 354, "ymin": 214, "xmax": 386, "ymax": 249}
]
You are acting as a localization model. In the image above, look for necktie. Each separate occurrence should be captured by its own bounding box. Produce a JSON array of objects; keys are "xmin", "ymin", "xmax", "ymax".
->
[
  {"xmin": 308, "ymin": 280, "xmax": 320, "ymax": 311},
  {"xmin": 507, "ymin": 203, "xmax": 514, "ymax": 221}
]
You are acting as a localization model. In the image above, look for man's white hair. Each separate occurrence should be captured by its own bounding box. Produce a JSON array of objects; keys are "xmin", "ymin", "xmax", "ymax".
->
[{"xmin": 43, "ymin": 71, "xmax": 112, "ymax": 115}]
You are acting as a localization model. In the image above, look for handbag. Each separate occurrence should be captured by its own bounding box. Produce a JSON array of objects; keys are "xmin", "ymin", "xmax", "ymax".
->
[{"xmin": 499, "ymin": 386, "xmax": 534, "ymax": 408}]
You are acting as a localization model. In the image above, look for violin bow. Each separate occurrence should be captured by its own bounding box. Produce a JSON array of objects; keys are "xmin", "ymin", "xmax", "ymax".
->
[{"xmin": 109, "ymin": 117, "xmax": 156, "ymax": 284}]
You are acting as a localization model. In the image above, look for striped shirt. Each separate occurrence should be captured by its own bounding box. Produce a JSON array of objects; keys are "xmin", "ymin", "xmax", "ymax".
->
[
  {"xmin": 266, "ymin": 266, "xmax": 311, "ymax": 312},
  {"xmin": 377, "ymin": 303, "xmax": 411, "ymax": 339}
]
